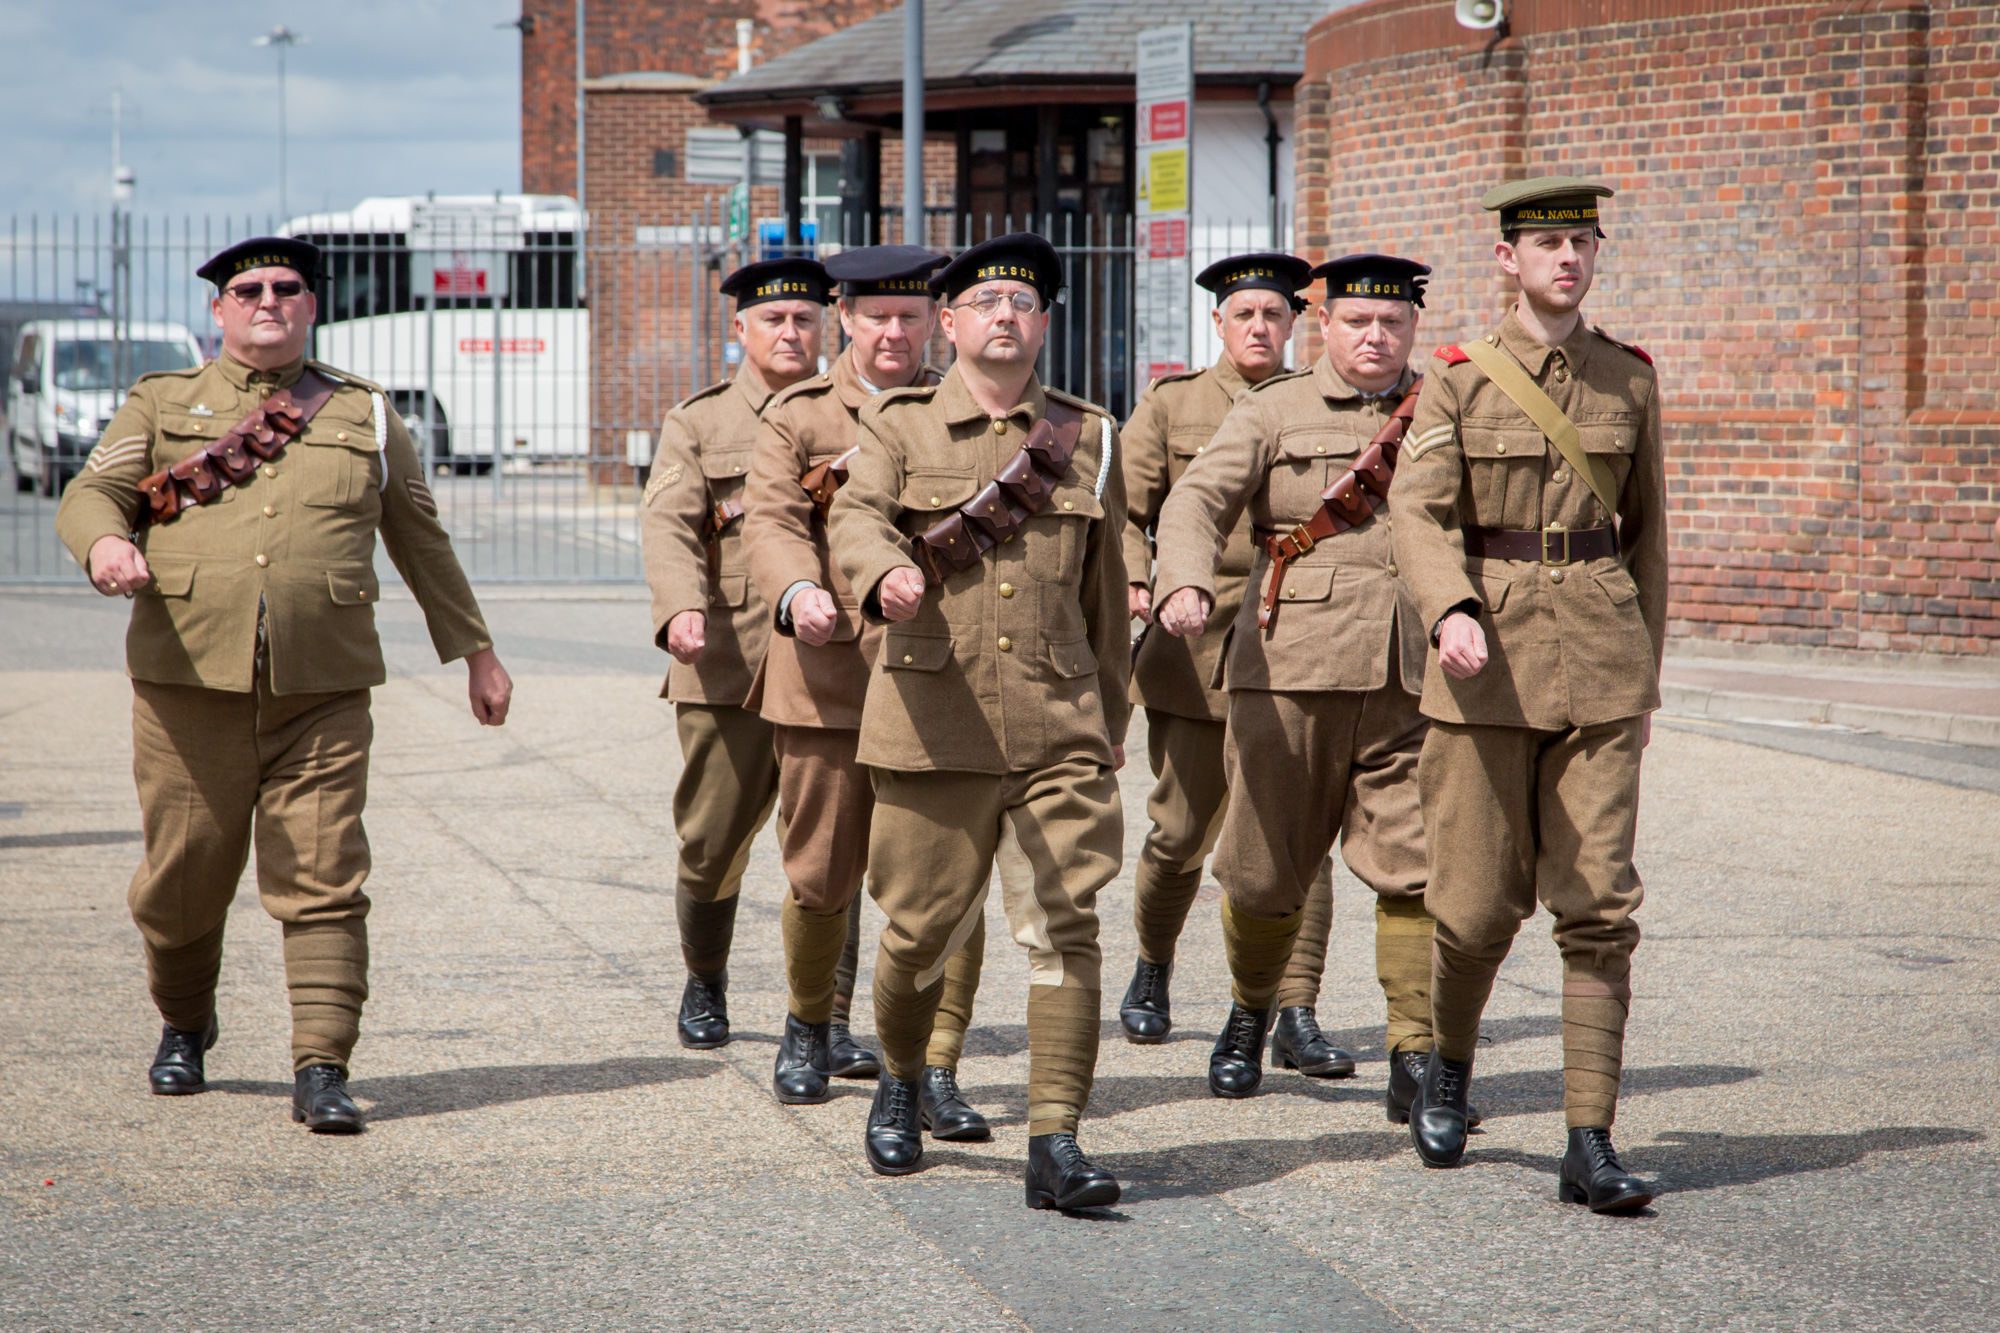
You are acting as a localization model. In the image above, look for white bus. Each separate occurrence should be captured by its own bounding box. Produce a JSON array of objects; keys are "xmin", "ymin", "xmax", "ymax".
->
[{"xmin": 280, "ymin": 195, "xmax": 587, "ymax": 474}]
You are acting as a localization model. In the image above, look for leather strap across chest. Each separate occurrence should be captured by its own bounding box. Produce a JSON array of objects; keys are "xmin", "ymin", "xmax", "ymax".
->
[
  {"xmin": 1253, "ymin": 377, "xmax": 1422, "ymax": 630},
  {"xmin": 914, "ymin": 402, "xmax": 1085, "ymax": 584},
  {"xmin": 134, "ymin": 371, "xmax": 339, "ymax": 528}
]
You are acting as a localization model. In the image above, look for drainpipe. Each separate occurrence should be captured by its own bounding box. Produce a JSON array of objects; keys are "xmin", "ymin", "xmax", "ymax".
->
[{"xmin": 1257, "ymin": 79, "xmax": 1281, "ymax": 247}]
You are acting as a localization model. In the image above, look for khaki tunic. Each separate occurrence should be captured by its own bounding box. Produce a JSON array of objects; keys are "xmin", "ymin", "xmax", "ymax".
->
[
  {"xmin": 642, "ymin": 363, "xmax": 780, "ymax": 706},
  {"xmin": 1121, "ymin": 360, "xmax": 1257, "ymax": 721},
  {"xmin": 827, "ymin": 366, "xmax": 1131, "ymax": 774},
  {"xmin": 1153, "ymin": 356, "xmax": 1426, "ymax": 696},
  {"xmin": 1390, "ymin": 313, "xmax": 1669, "ymax": 728},
  {"xmin": 55, "ymin": 354, "xmax": 492, "ymax": 691}
]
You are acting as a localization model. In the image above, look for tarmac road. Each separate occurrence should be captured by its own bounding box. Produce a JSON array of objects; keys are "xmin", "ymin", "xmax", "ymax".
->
[{"xmin": 2, "ymin": 588, "xmax": 1995, "ymax": 1332}]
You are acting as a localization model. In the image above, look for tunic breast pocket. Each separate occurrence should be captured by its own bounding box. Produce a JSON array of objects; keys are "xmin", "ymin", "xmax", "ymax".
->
[
  {"xmin": 298, "ymin": 439, "xmax": 378, "ymax": 510},
  {"xmin": 1024, "ymin": 488, "xmax": 1103, "ymax": 585},
  {"xmin": 1267, "ymin": 427, "xmax": 1353, "ymax": 518},
  {"xmin": 1459, "ymin": 422, "xmax": 1545, "ymax": 525},
  {"xmin": 1165, "ymin": 427, "xmax": 1211, "ymax": 483}
]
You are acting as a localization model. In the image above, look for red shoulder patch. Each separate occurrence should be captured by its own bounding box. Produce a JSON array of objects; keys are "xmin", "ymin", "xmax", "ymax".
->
[
  {"xmin": 1433, "ymin": 344, "xmax": 1471, "ymax": 365},
  {"xmin": 1592, "ymin": 326, "xmax": 1654, "ymax": 367}
]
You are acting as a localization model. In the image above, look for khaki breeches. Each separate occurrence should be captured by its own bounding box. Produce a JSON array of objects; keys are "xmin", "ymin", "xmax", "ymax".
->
[
  {"xmin": 869, "ymin": 761, "xmax": 1122, "ymax": 1136},
  {"xmin": 129, "ymin": 675, "xmax": 373, "ymax": 1071},
  {"xmin": 1420, "ymin": 717, "xmax": 1646, "ymax": 1128},
  {"xmin": 672, "ymin": 703, "xmax": 780, "ymax": 978}
]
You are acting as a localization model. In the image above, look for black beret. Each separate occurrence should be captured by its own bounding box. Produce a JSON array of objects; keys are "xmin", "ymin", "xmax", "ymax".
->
[
  {"xmin": 720, "ymin": 258, "xmax": 833, "ymax": 310},
  {"xmin": 824, "ymin": 245, "xmax": 948, "ymax": 298},
  {"xmin": 1309, "ymin": 253, "xmax": 1433, "ymax": 308},
  {"xmin": 197, "ymin": 236, "xmax": 321, "ymax": 288},
  {"xmin": 1195, "ymin": 252, "xmax": 1313, "ymax": 314},
  {"xmin": 931, "ymin": 232, "xmax": 1064, "ymax": 304}
]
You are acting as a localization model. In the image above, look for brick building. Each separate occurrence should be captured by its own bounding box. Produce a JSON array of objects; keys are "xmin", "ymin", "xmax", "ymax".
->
[{"xmin": 1292, "ymin": 0, "xmax": 1998, "ymax": 661}]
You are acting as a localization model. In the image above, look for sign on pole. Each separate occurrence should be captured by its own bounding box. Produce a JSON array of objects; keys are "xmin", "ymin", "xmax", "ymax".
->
[
  {"xmin": 1135, "ymin": 22, "xmax": 1193, "ymax": 382},
  {"xmin": 410, "ymin": 199, "xmax": 518, "ymax": 299}
]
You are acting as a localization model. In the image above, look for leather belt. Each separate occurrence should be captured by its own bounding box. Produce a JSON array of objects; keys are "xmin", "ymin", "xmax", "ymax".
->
[
  {"xmin": 800, "ymin": 445, "xmax": 860, "ymax": 517},
  {"xmin": 135, "ymin": 372, "xmax": 338, "ymax": 528},
  {"xmin": 1464, "ymin": 524, "xmax": 1616, "ymax": 566},
  {"xmin": 702, "ymin": 499, "xmax": 745, "ymax": 540}
]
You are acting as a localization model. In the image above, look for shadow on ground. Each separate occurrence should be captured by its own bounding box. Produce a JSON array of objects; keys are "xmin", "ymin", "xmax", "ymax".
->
[
  {"xmin": 207, "ymin": 1055, "xmax": 716, "ymax": 1121},
  {"xmin": 1480, "ymin": 1125, "xmax": 1987, "ymax": 1194}
]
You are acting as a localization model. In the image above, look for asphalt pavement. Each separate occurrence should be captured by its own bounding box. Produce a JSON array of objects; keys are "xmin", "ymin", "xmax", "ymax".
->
[{"xmin": 2, "ymin": 587, "xmax": 1996, "ymax": 1332}]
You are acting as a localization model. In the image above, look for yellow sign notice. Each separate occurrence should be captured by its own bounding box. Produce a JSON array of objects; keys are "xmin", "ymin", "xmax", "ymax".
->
[{"xmin": 1147, "ymin": 147, "xmax": 1188, "ymax": 214}]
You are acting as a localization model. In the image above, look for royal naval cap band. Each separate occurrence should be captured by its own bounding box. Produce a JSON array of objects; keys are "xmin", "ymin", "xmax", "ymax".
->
[
  {"xmin": 197, "ymin": 236, "xmax": 322, "ymax": 288},
  {"xmin": 1195, "ymin": 251, "xmax": 1314, "ymax": 314},
  {"xmin": 720, "ymin": 257, "xmax": 834, "ymax": 311},
  {"xmin": 1480, "ymin": 175, "xmax": 1615, "ymax": 237},
  {"xmin": 1309, "ymin": 253, "xmax": 1432, "ymax": 308},
  {"xmin": 823, "ymin": 245, "xmax": 949, "ymax": 298},
  {"xmin": 930, "ymin": 232, "xmax": 1065, "ymax": 305}
]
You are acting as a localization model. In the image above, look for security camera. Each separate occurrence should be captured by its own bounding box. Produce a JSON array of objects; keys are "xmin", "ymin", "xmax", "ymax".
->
[{"xmin": 1454, "ymin": 0, "xmax": 1505, "ymax": 29}]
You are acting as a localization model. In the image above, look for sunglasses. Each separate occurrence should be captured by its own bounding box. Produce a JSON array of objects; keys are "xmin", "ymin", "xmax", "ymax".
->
[{"xmin": 223, "ymin": 279, "xmax": 307, "ymax": 304}]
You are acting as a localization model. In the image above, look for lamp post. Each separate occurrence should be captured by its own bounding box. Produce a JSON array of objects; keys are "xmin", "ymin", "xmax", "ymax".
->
[
  {"xmin": 902, "ymin": 0, "xmax": 923, "ymax": 245},
  {"xmin": 254, "ymin": 26, "xmax": 305, "ymax": 222}
]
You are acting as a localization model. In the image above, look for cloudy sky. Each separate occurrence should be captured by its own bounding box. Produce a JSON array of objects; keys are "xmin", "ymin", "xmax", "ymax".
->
[{"xmin": 1, "ymin": 0, "xmax": 526, "ymax": 224}]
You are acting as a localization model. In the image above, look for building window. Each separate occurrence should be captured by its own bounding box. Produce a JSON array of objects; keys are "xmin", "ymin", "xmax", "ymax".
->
[{"xmin": 652, "ymin": 149, "xmax": 676, "ymax": 178}]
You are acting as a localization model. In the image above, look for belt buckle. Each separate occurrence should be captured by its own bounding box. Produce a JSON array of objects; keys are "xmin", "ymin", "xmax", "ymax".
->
[
  {"xmin": 1540, "ymin": 523, "xmax": 1572, "ymax": 567},
  {"xmin": 1287, "ymin": 524, "xmax": 1316, "ymax": 556}
]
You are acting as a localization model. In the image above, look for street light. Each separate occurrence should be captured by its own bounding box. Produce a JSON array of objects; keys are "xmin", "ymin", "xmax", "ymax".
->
[{"xmin": 254, "ymin": 25, "xmax": 306, "ymax": 222}]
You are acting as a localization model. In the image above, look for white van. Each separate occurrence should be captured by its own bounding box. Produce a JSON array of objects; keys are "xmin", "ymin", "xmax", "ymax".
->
[{"xmin": 7, "ymin": 320, "xmax": 204, "ymax": 496}]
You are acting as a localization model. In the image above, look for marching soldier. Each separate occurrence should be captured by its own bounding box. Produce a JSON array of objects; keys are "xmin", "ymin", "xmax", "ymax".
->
[
  {"xmin": 642, "ymin": 256, "xmax": 828, "ymax": 1049},
  {"xmin": 827, "ymin": 233, "xmax": 1129, "ymax": 1210},
  {"xmin": 1152, "ymin": 254, "xmax": 1456, "ymax": 1111},
  {"xmin": 1389, "ymin": 177, "xmax": 1665, "ymax": 1212},
  {"xmin": 55, "ymin": 236, "xmax": 510, "ymax": 1132},
  {"xmin": 743, "ymin": 244, "xmax": 990, "ymax": 1136},
  {"xmin": 1117, "ymin": 252, "xmax": 1347, "ymax": 1080}
]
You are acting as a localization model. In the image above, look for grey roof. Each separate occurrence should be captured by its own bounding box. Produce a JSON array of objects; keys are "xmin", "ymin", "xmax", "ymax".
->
[{"xmin": 700, "ymin": 0, "xmax": 1344, "ymax": 104}]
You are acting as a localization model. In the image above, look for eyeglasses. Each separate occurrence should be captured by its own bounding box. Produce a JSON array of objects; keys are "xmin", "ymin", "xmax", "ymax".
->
[
  {"xmin": 953, "ymin": 289, "xmax": 1041, "ymax": 317},
  {"xmin": 223, "ymin": 280, "xmax": 307, "ymax": 304}
]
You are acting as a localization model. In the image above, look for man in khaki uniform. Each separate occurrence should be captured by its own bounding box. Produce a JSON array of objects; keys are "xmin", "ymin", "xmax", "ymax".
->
[
  {"xmin": 1390, "ymin": 177, "xmax": 1665, "ymax": 1212},
  {"xmin": 56, "ymin": 236, "xmax": 509, "ymax": 1132},
  {"xmin": 744, "ymin": 244, "xmax": 989, "ymax": 1133},
  {"xmin": 1154, "ymin": 253, "xmax": 1449, "ymax": 1107},
  {"xmin": 642, "ymin": 257, "xmax": 828, "ymax": 1050},
  {"xmin": 1118, "ymin": 252, "xmax": 1345, "ymax": 1078},
  {"xmin": 828, "ymin": 233, "xmax": 1128, "ymax": 1210}
]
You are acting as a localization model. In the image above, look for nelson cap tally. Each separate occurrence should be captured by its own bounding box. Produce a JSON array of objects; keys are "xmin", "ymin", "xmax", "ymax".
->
[
  {"xmin": 1195, "ymin": 252, "xmax": 1314, "ymax": 313},
  {"xmin": 1480, "ymin": 175, "xmax": 1615, "ymax": 237},
  {"xmin": 930, "ymin": 232, "xmax": 1065, "ymax": 305},
  {"xmin": 720, "ymin": 257, "xmax": 834, "ymax": 311},
  {"xmin": 196, "ymin": 236, "xmax": 322, "ymax": 288},
  {"xmin": 824, "ymin": 245, "xmax": 949, "ymax": 299},
  {"xmin": 1309, "ymin": 253, "xmax": 1433, "ymax": 308}
]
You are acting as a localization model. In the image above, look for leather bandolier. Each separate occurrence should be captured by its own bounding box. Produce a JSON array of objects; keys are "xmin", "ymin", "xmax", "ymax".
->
[
  {"xmin": 801, "ymin": 445, "xmax": 860, "ymax": 517},
  {"xmin": 135, "ymin": 371, "xmax": 337, "ymax": 528},
  {"xmin": 914, "ymin": 401, "xmax": 1083, "ymax": 584},
  {"xmin": 1254, "ymin": 378, "xmax": 1422, "ymax": 630},
  {"xmin": 702, "ymin": 499, "xmax": 746, "ymax": 582}
]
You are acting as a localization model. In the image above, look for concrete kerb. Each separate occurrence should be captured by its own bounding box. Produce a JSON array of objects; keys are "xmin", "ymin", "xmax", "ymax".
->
[{"xmin": 1660, "ymin": 683, "xmax": 2000, "ymax": 749}]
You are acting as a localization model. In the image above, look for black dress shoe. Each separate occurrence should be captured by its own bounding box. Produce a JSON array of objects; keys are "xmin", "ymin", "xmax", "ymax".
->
[
  {"xmin": 677, "ymin": 973, "xmax": 729, "ymax": 1049},
  {"xmin": 148, "ymin": 1017, "xmax": 218, "ymax": 1096},
  {"xmin": 1119, "ymin": 958, "xmax": 1173, "ymax": 1044},
  {"xmin": 1559, "ymin": 1127, "xmax": 1654, "ymax": 1213},
  {"xmin": 1269, "ymin": 1007, "xmax": 1356, "ymax": 1078},
  {"xmin": 773, "ymin": 1013, "xmax": 831, "ymax": 1105},
  {"xmin": 1025, "ymin": 1132, "xmax": 1121, "ymax": 1211},
  {"xmin": 1208, "ymin": 1003, "xmax": 1273, "ymax": 1099},
  {"xmin": 864, "ymin": 1074, "xmax": 924, "ymax": 1176},
  {"xmin": 1409, "ymin": 1049, "xmax": 1474, "ymax": 1168},
  {"xmin": 291, "ymin": 1065, "xmax": 363, "ymax": 1133},
  {"xmin": 1386, "ymin": 1049, "xmax": 1483, "ymax": 1128},
  {"xmin": 827, "ymin": 1021, "xmax": 881, "ymax": 1079},
  {"xmin": 919, "ymin": 1066, "xmax": 991, "ymax": 1141}
]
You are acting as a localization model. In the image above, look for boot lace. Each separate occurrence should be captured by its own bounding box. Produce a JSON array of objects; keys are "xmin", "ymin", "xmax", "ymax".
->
[
  {"xmin": 1292, "ymin": 1009, "xmax": 1327, "ymax": 1046},
  {"xmin": 1433, "ymin": 1059, "xmax": 1466, "ymax": 1106},
  {"xmin": 1128, "ymin": 961, "xmax": 1163, "ymax": 1005},
  {"xmin": 878, "ymin": 1078, "xmax": 916, "ymax": 1124},
  {"xmin": 1047, "ymin": 1132, "xmax": 1087, "ymax": 1170},
  {"xmin": 929, "ymin": 1067, "xmax": 962, "ymax": 1099},
  {"xmin": 1581, "ymin": 1127, "xmax": 1625, "ymax": 1173},
  {"xmin": 1224, "ymin": 1005, "xmax": 1263, "ymax": 1052}
]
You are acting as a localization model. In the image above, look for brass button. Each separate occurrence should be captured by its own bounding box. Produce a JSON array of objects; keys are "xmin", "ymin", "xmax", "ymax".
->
[
  {"xmin": 1285, "ymin": 587, "xmax": 1296, "ymax": 598},
  {"xmin": 1062, "ymin": 500, "xmax": 1074, "ymax": 511},
  {"xmin": 254, "ymin": 553, "xmax": 268, "ymax": 567},
  {"xmin": 929, "ymin": 496, "xmax": 941, "ymax": 506},
  {"xmin": 733, "ymin": 465, "xmax": 743, "ymax": 474},
  {"xmin": 336, "ymin": 431, "xmax": 348, "ymax": 441},
  {"xmin": 1495, "ymin": 443, "xmax": 1507, "ymax": 455},
  {"xmin": 1314, "ymin": 444, "xmax": 1325, "ymax": 454},
  {"xmin": 1195, "ymin": 444, "xmax": 1204, "ymax": 453},
  {"xmin": 1554, "ymin": 366, "xmax": 1568, "ymax": 383},
  {"xmin": 262, "ymin": 505, "xmax": 275, "ymax": 517},
  {"xmin": 1387, "ymin": 562, "xmax": 1399, "ymax": 576},
  {"xmin": 993, "ymin": 419, "xmax": 1007, "ymax": 435},
  {"xmin": 1549, "ymin": 568, "xmax": 1566, "ymax": 584},
  {"xmin": 999, "ymin": 582, "xmax": 1014, "ymax": 598},
  {"xmin": 902, "ymin": 653, "xmax": 913, "ymax": 664},
  {"xmin": 1552, "ymin": 471, "xmax": 1568, "ymax": 483},
  {"xmin": 997, "ymin": 636, "xmax": 1012, "ymax": 651},
  {"xmin": 263, "ymin": 465, "xmax": 278, "ymax": 477},
  {"xmin": 357, "ymin": 588, "xmax": 367, "ymax": 599}
]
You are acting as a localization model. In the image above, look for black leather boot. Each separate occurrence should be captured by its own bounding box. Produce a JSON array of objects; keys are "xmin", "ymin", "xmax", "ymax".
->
[
  {"xmin": 1386, "ymin": 1049, "xmax": 1482, "ymax": 1128},
  {"xmin": 677, "ymin": 972, "xmax": 729, "ymax": 1049},
  {"xmin": 291, "ymin": 1064, "xmax": 363, "ymax": 1133},
  {"xmin": 1269, "ymin": 1007, "xmax": 1356, "ymax": 1078},
  {"xmin": 1207, "ymin": 1003, "xmax": 1273, "ymax": 1099},
  {"xmin": 826, "ymin": 1021, "xmax": 880, "ymax": 1079},
  {"xmin": 148, "ymin": 1017, "xmax": 218, "ymax": 1096},
  {"xmin": 918, "ymin": 1065, "xmax": 991, "ymax": 1141},
  {"xmin": 1119, "ymin": 958, "xmax": 1173, "ymax": 1044},
  {"xmin": 1025, "ymin": 1132, "xmax": 1120, "ymax": 1211},
  {"xmin": 864, "ymin": 1073, "xmax": 924, "ymax": 1176},
  {"xmin": 1559, "ymin": 1127, "xmax": 1653, "ymax": 1213},
  {"xmin": 772, "ymin": 1014, "xmax": 831, "ymax": 1105},
  {"xmin": 1409, "ymin": 1049, "xmax": 1473, "ymax": 1168}
]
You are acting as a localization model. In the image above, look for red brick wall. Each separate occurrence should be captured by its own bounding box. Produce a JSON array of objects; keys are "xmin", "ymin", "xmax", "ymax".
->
[{"xmin": 1297, "ymin": 0, "xmax": 1999, "ymax": 659}]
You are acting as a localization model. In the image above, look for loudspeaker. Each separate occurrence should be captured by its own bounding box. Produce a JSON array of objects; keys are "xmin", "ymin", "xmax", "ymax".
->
[{"xmin": 1454, "ymin": 0, "xmax": 1505, "ymax": 29}]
